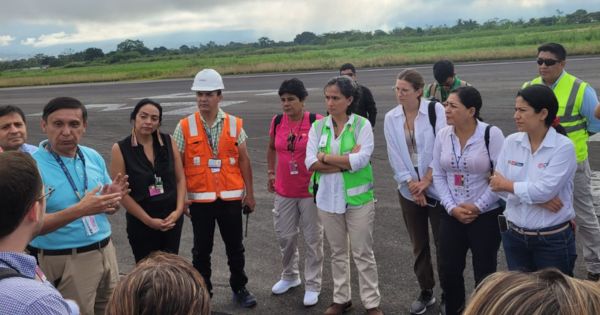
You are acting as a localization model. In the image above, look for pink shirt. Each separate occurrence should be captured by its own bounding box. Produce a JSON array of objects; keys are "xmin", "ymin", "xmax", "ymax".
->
[{"xmin": 270, "ymin": 112, "xmax": 323, "ymax": 198}]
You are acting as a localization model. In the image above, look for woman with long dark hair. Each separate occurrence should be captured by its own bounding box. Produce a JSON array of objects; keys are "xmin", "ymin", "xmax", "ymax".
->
[
  {"xmin": 110, "ymin": 99, "xmax": 186, "ymax": 262},
  {"xmin": 490, "ymin": 84, "xmax": 577, "ymax": 275}
]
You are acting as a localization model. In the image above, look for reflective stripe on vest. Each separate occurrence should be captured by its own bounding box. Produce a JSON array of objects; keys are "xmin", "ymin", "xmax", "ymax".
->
[
  {"xmin": 523, "ymin": 72, "xmax": 588, "ymax": 162},
  {"xmin": 181, "ymin": 112, "xmax": 245, "ymax": 202},
  {"xmin": 309, "ymin": 115, "xmax": 374, "ymax": 206}
]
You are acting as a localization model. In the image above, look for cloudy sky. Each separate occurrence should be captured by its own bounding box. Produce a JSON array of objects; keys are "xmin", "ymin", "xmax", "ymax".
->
[{"xmin": 1, "ymin": 1, "xmax": 599, "ymax": 60}]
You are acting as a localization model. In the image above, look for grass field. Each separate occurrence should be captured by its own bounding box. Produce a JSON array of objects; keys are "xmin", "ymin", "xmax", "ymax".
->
[{"xmin": 2, "ymin": 23, "xmax": 600, "ymax": 88}]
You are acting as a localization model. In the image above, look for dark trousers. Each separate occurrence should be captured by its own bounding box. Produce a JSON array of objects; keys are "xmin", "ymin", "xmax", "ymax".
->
[
  {"xmin": 126, "ymin": 213, "xmax": 183, "ymax": 263},
  {"xmin": 190, "ymin": 199, "xmax": 248, "ymax": 293},
  {"xmin": 399, "ymin": 194, "xmax": 442, "ymax": 291},
  {"xmin": 439, "ymin": 207, "xmax": 502, "ymax": 315},
  {"xmin": 502, "ymin": 222, "xmax": 576, "ymax": 276}
]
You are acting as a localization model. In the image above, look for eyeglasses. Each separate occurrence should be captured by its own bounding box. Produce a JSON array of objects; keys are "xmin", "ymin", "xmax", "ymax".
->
[
  {"xmin": 537, "ymin": 58, "xmax": 560, "ymax": 66},
  {"xmin": 38, "ymin": 186, "xmax": 55, "ymax": 201},
  {"xmin": 287, "ymin": 133, "xmax": 296, "ymax": 152},
  {"xmin": 393, "ymin": 86, "xmax": 415, "ymax": 95}
]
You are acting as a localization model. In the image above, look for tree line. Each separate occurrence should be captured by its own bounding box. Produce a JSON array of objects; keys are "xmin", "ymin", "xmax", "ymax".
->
[{"xmin": 1, "ymin": 8, "xmax": 599, "ymax": 72}]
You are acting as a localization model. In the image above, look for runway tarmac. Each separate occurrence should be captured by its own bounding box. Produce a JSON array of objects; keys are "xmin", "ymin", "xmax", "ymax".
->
[{"xmin": 2, "ymin": 57, "xmax": 600, "ymax": 314}]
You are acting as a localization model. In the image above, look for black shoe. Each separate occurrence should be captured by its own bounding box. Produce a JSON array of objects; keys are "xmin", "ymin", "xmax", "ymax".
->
[
  {"xmin": 588, "ymin": 272, "xmax": 600, "ymax": 281},
  {"xmin": 410, "ymin": 289, "xmax": 435, "ymax": 314},
  {"xmin": 233, "ymin": 287, "xmax": 257, "ymax": 308}
]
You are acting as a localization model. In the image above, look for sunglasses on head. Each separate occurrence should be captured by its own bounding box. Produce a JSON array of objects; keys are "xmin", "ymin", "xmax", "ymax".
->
[{"xmin": 536, "ymin": 58, "xmax": 560, "ymax": 66}]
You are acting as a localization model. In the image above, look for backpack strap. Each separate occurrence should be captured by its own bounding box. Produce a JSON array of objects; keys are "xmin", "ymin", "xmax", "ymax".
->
[
  {"xmin": 272, "ymin": 114, "xmax": 284, "ymax": 138},
  {"xmin": 0, "ymin": 268, "xmax": 27, "ymax": 281},
  {"xmin": 309, "ymin": 112, "xmax": 317, "ymax": 124},
  {"xmin": 428, "ymin": 101, "xmax": 437, "ymax": 136},
  {"xmin": 484, "ymin": 125, "xmax": 494, "ymax": 172}
]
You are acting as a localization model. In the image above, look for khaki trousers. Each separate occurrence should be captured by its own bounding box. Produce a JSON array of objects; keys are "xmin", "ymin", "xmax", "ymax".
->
[
  {"xmin": 273, "ymin": 194, "xmax": 324, "ymax": 292},
  {"xmin": 319, "ymin": 201, "xmax": 381, "ymax": 309},
  {"xmin": 39, "ymin": 240, "xmax": 120, "ymax": 315}
]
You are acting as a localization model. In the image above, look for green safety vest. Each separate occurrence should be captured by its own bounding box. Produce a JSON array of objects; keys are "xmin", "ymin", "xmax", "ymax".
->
[
  {"xmin": 308, "ymin": 116, "xmax": 374, "ymax": 206},
  {"xmin": 523, "ymin": 72, "xmax": 588, "ymax": 162}
]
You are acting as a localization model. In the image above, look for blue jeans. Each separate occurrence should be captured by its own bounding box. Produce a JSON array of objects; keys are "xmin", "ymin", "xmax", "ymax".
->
[{"xmin": 502, "ymin": 223, "xmax": 577, "ymax": 276}]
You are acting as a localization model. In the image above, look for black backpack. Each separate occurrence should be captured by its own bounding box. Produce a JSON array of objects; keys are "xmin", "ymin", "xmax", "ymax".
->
[
  {"xmin": 427, "ymin": 101, "xmax": 438, "ymax": 136},
  {"xmin": 272, "ymin": 113, "xmax": 317, "ymax": 137}
]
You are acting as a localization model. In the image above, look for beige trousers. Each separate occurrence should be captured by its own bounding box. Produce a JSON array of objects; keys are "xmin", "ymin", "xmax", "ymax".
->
[
  {"xmin": 319, "ymin": 201, "xmax": 381, "ymax": 309},
  {"xmin": 273, "ymin": 194, "xmax": 324, "ymax": 292},
  {"xmin": 38, "ymin": 240, "xmax": 120, "ymax": 315}
]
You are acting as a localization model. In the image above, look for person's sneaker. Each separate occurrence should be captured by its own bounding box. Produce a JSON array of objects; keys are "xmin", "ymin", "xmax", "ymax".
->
[
  {"xmin": 410, "ymin": 290, "xmax": 435, "ymax": 315},
  {"xmin": 324, "ymin": 301, "xmax": 352, "ymax": 315},
  {"xmin": 588, "ymin": 272, "xmax": 600, "ymax": 281},
  {"xmin": 271, "ymin": 278, "xmax": 301, "ymax": 294},
  {"xmin": 232, "ymin": 287, "xmax": 257, "ymax": 308},
  {"xmin": 303, "ymin": 290, "xmax": 319, "ymax": 306}
]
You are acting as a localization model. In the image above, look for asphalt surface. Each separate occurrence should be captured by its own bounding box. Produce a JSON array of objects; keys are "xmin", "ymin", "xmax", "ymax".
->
[{"xmin": 2, "ymin": 57, "xmax": 600, "ymax": 315}]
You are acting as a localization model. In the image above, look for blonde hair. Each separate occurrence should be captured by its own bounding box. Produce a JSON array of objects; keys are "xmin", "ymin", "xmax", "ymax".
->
[
  {"xmin": 106, "ymin": 252, "xmax": 210, "ymax": 315},
  {"xmin": 463, "ymin": 269, "xmax": 600, "ymax": 315}
]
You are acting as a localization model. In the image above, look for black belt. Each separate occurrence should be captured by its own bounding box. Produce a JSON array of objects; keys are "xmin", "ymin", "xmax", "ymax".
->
[{"xmin": 30, "ymin": 237, "xmax": 110, "ymax": 256}]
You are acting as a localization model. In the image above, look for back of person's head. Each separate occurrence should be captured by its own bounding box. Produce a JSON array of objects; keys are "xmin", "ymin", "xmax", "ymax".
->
[
  {"xmin": 42, "ymin": 97, "xmax": 88, "ymax": 122},
  {"xmin": 464, "ymin": 268, "xmax": 600, "ymax": 315},
  {"xmin": 339, "ymin": 63, "xmax": 356, "ymax": 75},
  {"xmin": 0, "ymin": 152, "xmax": 42, "ymax": 238},
  {"xmin": 517, "ymin": 84, "xmax": 566, "ymax": 135},
  {"xmin": 538, "ymin": 42, "xmax": 567, "ymax": 61},
  {"xmin": 106, "ymin": 252, "xmax": 210, "ymax": 315},
  {"xmin": 130, "ymin": 98, "xmax": 163, "ymax": 123},
  {"xmin": 397, "ymin": 68, "xmax": 425, "ymax": 97},
  {"xmin": 433, "ymin": 59, "xmax": 455, "ymax": 84},
  {"xmin": 450, "ymin": 86, "xmax": 483, "ymax": 120},
  {"xmin": 278, "ymin": 78, "xmax": 308, "ymax": 101},
  {"xmin": 324, "ymin": 76, "xmax": 361, "ymax": 115},
  {"xmin": 0, "ymin": 105, "xmax": 27, "ymax": 123}
]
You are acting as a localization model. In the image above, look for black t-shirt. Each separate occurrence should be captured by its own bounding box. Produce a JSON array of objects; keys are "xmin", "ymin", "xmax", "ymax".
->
[{"xmin": 118, "ymin": 132, "xmax": 177, "ymax": 217}]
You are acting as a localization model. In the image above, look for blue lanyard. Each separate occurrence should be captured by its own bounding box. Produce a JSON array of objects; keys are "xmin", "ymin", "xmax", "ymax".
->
[
  {"xmin": 50, "ymin": 147, "xmax": 87, "ymax": 200},
  {"xmin": 450, "ymin": 134, "xmax": 464, "ymax": 171}
]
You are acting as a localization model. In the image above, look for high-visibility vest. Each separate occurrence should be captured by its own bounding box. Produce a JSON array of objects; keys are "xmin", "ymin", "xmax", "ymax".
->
[
  {"xmin": 180, "ymin": 112, "xmax": 245, "ymax": 202},
  {"xmin": 523, "ymin": 72, "xmax": 588, "ymax": 162},
  {"xmin": 309, "ymin": 115, "xmax": 374, "ymax": 206}
]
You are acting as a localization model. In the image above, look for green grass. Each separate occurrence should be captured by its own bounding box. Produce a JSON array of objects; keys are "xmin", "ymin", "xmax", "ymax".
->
[{"xmin": 2, "ymin": 23, "xmax": 600, "ymax": 88}]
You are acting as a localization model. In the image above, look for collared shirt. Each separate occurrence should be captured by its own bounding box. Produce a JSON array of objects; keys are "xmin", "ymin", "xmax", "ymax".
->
[
  {"xmin": 384, "ymin": 99, "xmax": 446, "ymax": 201},
  {"xmin": 495, "ymin": 128, "xmax": 576, "ymax": 229},
  {"xmin": 432, "ymin": 121, "xmax": 505, "ymax": 214},
  {"xmin": 31, "ymin": 141, "xmax": 112, "ymax": 250},
  {"xmin": 19, "ymin": 143, "xmax": 38, "ymax": 154},
  {"xmin": 173, "ymin": 108, "xmax": 248, "ymax": 152},
  {"xmin": 0, "ymin": 252, "xmax": 78, "ymax": 314},
  {"xmin": 305, "ymin": 114, "xmax": 374, "ymax": 213},
  {"xmin": 425, "ymin": 77, "xmax": 468, "ymax": 102},
  {"xmin": 545, "ymin": 70, "xmax": 600, "ymax": 132}
]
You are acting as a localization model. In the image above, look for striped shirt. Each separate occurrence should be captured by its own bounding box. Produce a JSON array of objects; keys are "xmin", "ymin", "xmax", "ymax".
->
[{"xmin": 0, "ymin": 252, "xmax": 78, "ymax": 314}]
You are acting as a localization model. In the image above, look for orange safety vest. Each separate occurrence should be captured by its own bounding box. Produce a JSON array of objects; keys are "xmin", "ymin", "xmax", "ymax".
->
[{"xmin": 180, "ymin": 112, "xmax": 245, "ymax": 203}]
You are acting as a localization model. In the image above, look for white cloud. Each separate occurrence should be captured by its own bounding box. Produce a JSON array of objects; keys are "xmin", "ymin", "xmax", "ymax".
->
[
  {"xmin": 0, "ymin": 35, "xmax": 15, "ymax": 46},
  {"xmin": 6, "ymin": 0, "xmax": 600, "ymax": 48}
]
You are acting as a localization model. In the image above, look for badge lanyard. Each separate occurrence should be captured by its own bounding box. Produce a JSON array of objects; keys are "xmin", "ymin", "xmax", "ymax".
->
[
  {"xmin": 450, "ymin": 134, "xmax": 465, "ymax": 187},
  {"xmin": 50, "ymin": 148, "xmax": 87, "ymax": 200}
]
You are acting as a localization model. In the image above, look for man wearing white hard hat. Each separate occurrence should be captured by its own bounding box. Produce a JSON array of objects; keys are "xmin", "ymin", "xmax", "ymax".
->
[{"xmin": 173, "ymin": 69, "xmax": 257, "ymax": 307}]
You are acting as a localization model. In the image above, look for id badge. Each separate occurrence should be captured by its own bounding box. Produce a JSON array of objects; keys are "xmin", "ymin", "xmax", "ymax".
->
[
  {"xmin": 453, "ymin": 173, "xmax": 464, "ymax": 186},
  {"xmin": 208, "ymin": 158, "xmax": 222, "ymax": 173},
  {"xmin": 149, "ymin": 185, "xmax": 164, "ymax": 196},
  {"xmin": 82, "ymin": 215, "xmax": 99, "ymax": 236},
  {"xmin": 319, "ymin": 134, "xmax": 328, "ymax": 148},
  {"xmin": 410, "ymin": 152, "xmax": 419, "ymax": 165},
  {"xmin": 289, "ymin": 160, "xmax": 299, "ymax": 175}
]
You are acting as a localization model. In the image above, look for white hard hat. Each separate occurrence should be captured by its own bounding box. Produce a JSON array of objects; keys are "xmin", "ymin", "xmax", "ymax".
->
[{"xmin": 191, "ymin": 69, "xmax": 225, "ymax": 91}]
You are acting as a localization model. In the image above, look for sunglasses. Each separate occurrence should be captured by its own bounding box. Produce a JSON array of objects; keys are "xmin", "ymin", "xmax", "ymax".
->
[
  {"xmin": 287, "ymin": 133, "xmax": 296, "ymax": 152},
  {"xmin": 536, "ymin": 58, "xmax": 560, "ymax": 66}
]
